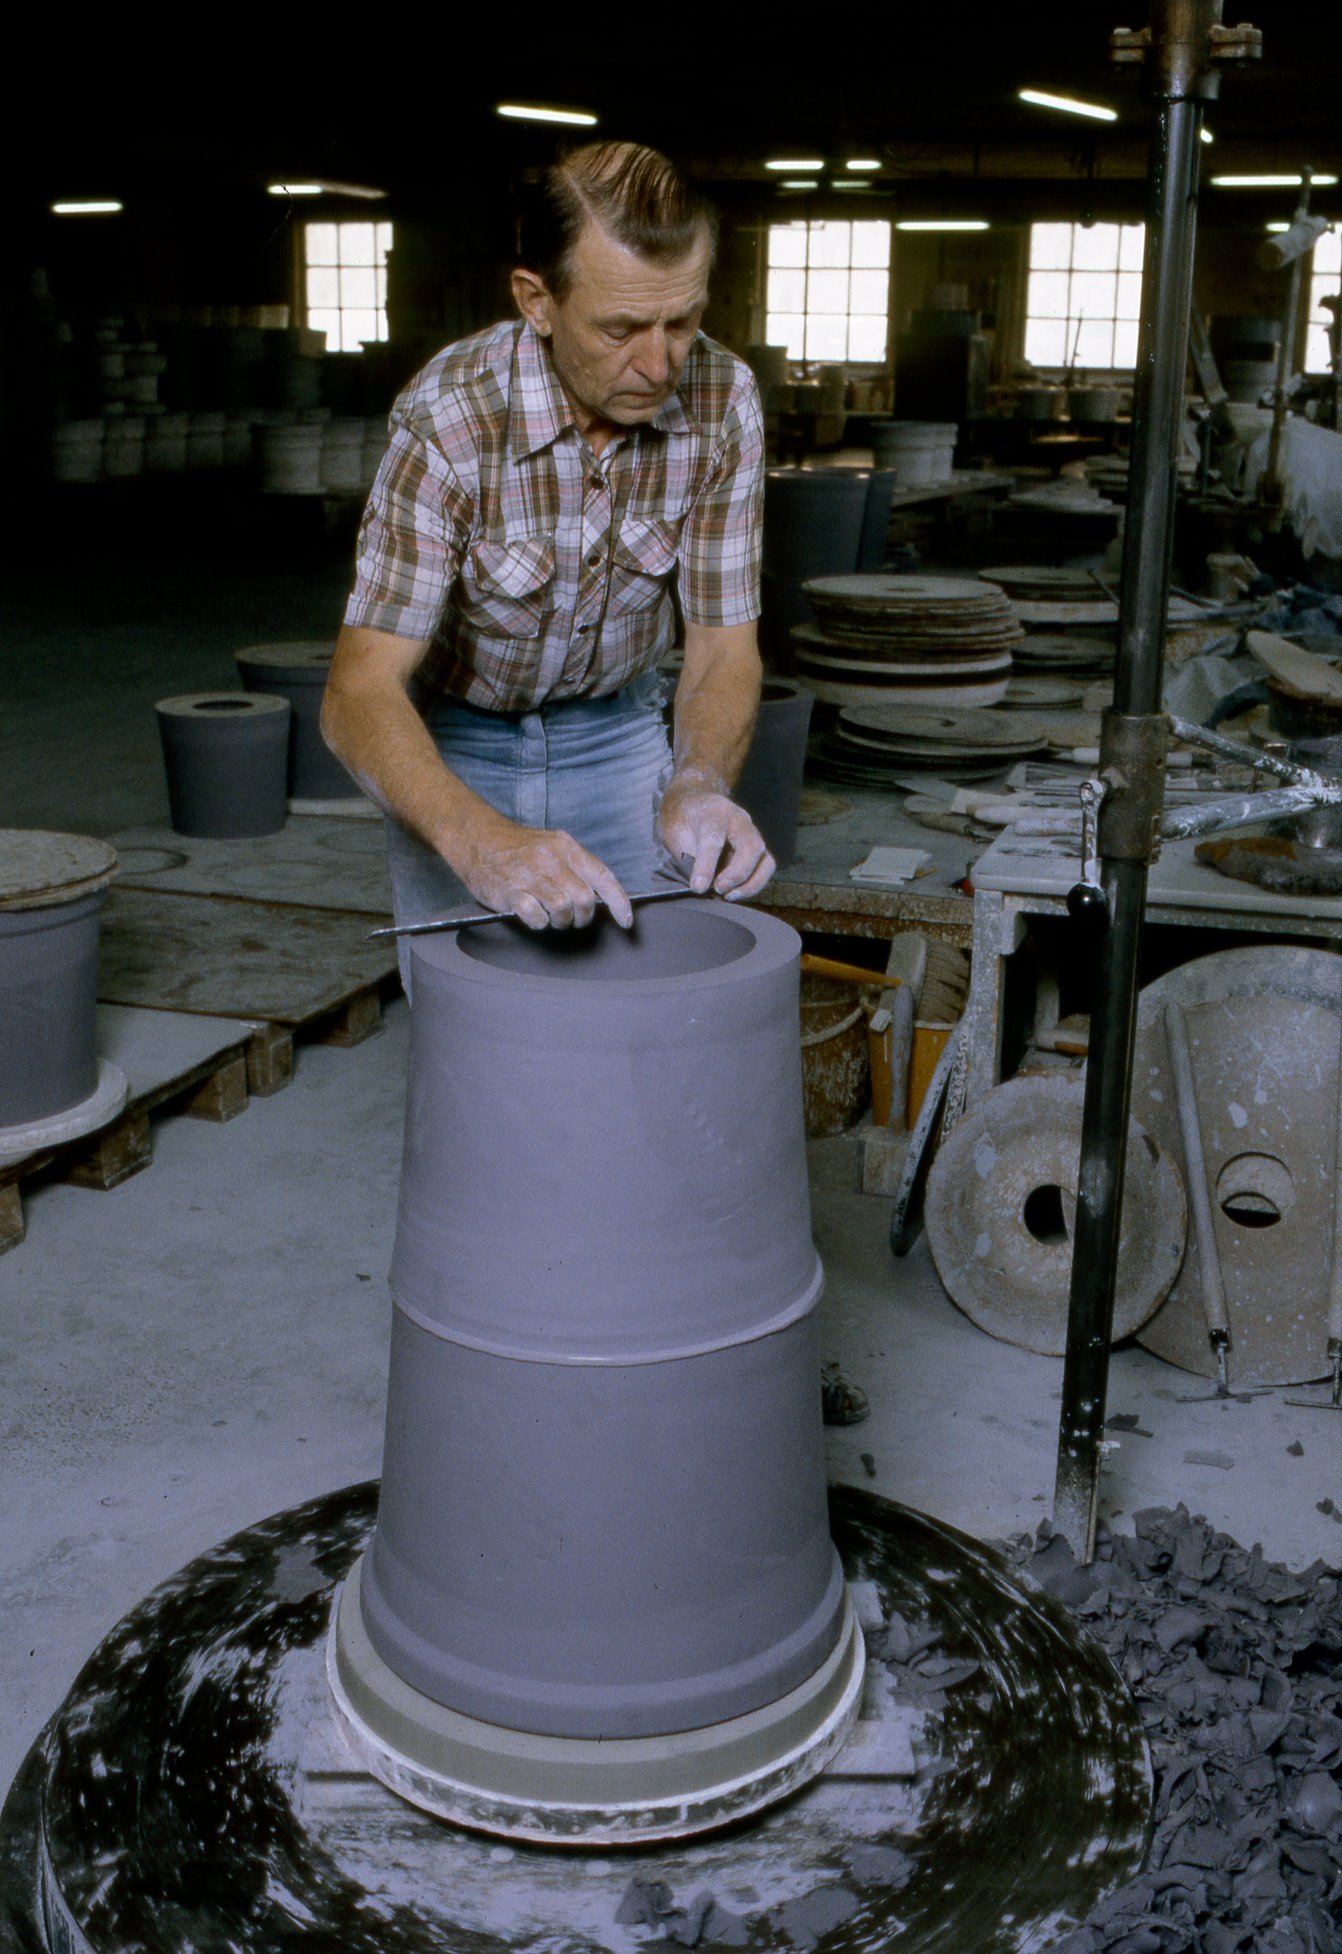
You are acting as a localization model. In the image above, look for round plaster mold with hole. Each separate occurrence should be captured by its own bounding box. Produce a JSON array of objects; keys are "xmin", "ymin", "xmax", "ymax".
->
[
  {"xmin": 1131, "ymin": 994, "xmax": 1338, "ymax": 1385},
  {"xmin": 923, "ymin": 1074, "xmax": 1186, "ymax": 1355}
]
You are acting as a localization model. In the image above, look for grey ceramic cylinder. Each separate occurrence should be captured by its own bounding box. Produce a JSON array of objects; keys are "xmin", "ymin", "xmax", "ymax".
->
[
  {"xmin": 361, "ymin": 902, "xmax": 845, "ymax": 1743},
  {"xmin": 233, "ymin": 642, "xmax": 358, "ymax": 800},
  {"xmin": 763, "ymin": 468, "xmax": 871, "ymax": 581},
  {"xmin": 733, "ymin": 679, "xmax": 815, "ymax": 872},
  {"xmin": 0, "ymin": 889, "xmax": 107, "ymax": 1127},
  {"xmin": 155, "ymin": 692, "xmax": 290, "ymax": 839}
]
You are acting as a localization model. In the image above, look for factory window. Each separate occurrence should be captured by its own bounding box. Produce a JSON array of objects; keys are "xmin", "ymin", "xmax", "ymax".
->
[
  {"xmin": 1024, "ymin": 222, "xmax": 1145, "ymax": 370},
  {"xmin": 765, "ymin": 221, "xmax": 892, "ymax": 365},
  {"xmin": 1306, "ymin": 226, "xmax": 1341, "ymax": 373},
  {"xmin": 303, "ymin": 222, "xmax": 393, "ymax": 352}
]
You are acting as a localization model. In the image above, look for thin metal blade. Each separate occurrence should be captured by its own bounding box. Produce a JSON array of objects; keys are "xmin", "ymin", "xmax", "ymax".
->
[{"xmin": 368, "ymin": 882, "xmax": 701, "ymax": 942}]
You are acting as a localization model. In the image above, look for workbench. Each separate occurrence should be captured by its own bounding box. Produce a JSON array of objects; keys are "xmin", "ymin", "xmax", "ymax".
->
[
  {"xmin": 757, "ymin": 784, "xmax": 974, "ymax": 949},
  {"xmin": 966, "ymin": 824, "xmax": 1342, "ymax": 1099}
]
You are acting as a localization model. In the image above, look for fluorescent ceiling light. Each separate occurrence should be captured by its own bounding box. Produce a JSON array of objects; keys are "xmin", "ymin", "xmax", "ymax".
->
[
  {"xmin": 1268, "ymin": 219, "xmax": 1336, "ymax": 231},
  {"xmin": 766, "ymin": 158, "xmax": 824, "ymax": 172},
  {"xmin": 1200, "ymin": 127, "xmax": 1215, "ymax": 144},
  {"xmin": 51, "ymin": 200, "xmax": 123, "ymax": 215},
  {"xmin": 1018, "ymin": 88, "xmax": 1117, "ymax": 123},
  {"xmin": 1212, "ymin": 173, "xmax": 1338, "ymax": 187},
  {"xmin": 845, "ymin": 159, "xmax": 881, "ymax": 171},
  {"xmin": 832, "ymin": 181, "xmax": 873, "ymax": 191},
  {"xmin": 496, "ymin": 103, "xmax": 597, "ymax": 126},
  {"xmin": 896, "ymin": 219, "xmax": 990, "ymax": 231},
  {"xmin": 779, "ymin": 180, "xmax": 819, "ymax": 190},
  {"xmin": 268, "ymin": 183, "xmax": 324, "ymax": 196}
]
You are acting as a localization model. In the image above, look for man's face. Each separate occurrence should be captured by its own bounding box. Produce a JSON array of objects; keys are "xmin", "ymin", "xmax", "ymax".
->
[{"xmin": 514, "ymin": 218, "xmax": 712, "ymax": 441}]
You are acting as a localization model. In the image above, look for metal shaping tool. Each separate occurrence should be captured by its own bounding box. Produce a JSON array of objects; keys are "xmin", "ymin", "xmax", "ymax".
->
[
  {"xmin": 1163, "ymin": 1003, "xmax": 1231, "ymax": 1398},
  {"xmin": 368, "ymin": 880, "xmax": 700, "ymax": 941}
]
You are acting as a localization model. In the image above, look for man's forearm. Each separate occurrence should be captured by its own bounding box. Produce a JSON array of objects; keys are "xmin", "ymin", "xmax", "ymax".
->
[
  {"xmin": 321, "ymin": 624, "xmax": 514, "ymax": 874},
  {"xmin": 670, "ymin": 621, "xmax": 763, "ymax": 793}
]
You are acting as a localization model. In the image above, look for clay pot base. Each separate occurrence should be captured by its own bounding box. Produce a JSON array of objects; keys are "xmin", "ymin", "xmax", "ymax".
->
[
  {"xmin": 0, "ymin": 1059, "xmax": 129, "ymax": 1167},
  {"xmin": 329, "ymin": 1557, "xmax": 864, "ymax": 1844},
  {"xmin": 2, "ymin": 1484, "xmax": 1151, "ymax": 1953}
]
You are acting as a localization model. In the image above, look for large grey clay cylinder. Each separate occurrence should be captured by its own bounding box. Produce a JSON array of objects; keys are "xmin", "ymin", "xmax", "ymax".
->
[
  {"xmin": 233, "ymin": 641, "xmax": 359, "ymax": 800},
  {"xmin": 360, "ymin": 902, "xmax": 846, "ymax": 1743},
  {"xmin": 0, "ymin": 831, "xmax": 118, "ymax": 1128},
  {"xmin": 155, "ymin": 692, "xmax": 290, "ymax": 839}
]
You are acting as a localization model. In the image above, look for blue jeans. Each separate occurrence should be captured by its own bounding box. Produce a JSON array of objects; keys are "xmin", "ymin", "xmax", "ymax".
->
[{"xmin": 384, "ymin": 671, "xmax": 674, "ymax": 993}]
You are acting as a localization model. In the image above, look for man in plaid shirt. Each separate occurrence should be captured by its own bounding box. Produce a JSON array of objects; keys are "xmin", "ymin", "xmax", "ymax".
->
[{"xmin": 322, "ymin": 141, "xmax": 773, "ymax": 944}]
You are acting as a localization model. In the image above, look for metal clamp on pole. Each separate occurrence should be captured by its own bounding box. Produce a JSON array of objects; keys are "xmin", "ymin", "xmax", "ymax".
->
[{"xmin": 1096, "ymin": 711, "xmax": 1172, "ymax": 862}]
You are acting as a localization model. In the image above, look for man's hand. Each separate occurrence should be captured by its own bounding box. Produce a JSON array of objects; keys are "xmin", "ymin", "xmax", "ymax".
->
[
  {"xmin": 657, "ymin": 771, "xmax": 776, "ymax": 901},
  {"xmin": 459, "ymin": 811, "xmax": 634, "ymax": 931}
]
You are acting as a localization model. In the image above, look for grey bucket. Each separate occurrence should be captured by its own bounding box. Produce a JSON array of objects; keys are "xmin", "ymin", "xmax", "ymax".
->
[
  {"xmin": 233, "ymin": 641, "xmax": 357, "ymax": 800},
  {"xmin": 155, "ymin": 692, "xmax": 290, "ymax": 838}
]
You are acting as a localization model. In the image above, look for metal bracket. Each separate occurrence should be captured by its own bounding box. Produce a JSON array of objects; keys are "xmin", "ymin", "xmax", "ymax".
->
[
  {"xmin": 1111, "ymin": 12, "xmax": 1262, "ymax": 98},
  {"xmin": 1096, "ymin": 711, "xmax": 1171, "ymax": 863}
]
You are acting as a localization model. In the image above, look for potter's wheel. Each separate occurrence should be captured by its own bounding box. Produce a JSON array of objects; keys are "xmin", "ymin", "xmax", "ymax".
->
[{"xmin": 0, "ymin": 1485, "xmax": 1151, "ymax": 1954}]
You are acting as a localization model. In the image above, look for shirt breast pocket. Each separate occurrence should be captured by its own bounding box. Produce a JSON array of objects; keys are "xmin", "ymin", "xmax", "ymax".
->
[
  {"xmin": 607, "ymin": 516, "xmax": 681, "ymax": 619},
  {"xmin": 460, "ymin": 535, "xmax": 556, "ymax": 639}
]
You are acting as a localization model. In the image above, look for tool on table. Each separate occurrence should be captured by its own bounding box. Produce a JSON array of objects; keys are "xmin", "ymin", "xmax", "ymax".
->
[
  {"xmin": 1286, "ymin": 1011, "xmax": 1342, "ymax": 1412},
  {"xmin": 368, "ymin": 873, "xmax": 701, "ymax": 940},
  {"xmin": 1163, "ymin": 1002, "xmax": 1231, "ymax": 1399}
]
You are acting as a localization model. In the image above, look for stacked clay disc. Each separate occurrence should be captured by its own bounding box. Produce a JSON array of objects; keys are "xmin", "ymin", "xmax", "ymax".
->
[
  {"xmin": 810, "ymin": 702, "xmax": 1052, "ymax": 786},
  {"xmin": 793, "ymin": 574, "xmax": 1023, "ymax": 708}
]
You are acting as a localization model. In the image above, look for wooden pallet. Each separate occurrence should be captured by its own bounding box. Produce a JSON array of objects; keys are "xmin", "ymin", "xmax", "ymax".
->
[
  {"xmin": 97, "ymin": 887, "xmax": 400, "ymax": 1046},
  {"xmin": 0, "ymin": 1007, "xmax": 266, "ymax": 1252}
]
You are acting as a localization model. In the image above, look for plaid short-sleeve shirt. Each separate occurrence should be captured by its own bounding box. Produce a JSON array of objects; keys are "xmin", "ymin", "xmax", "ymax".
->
[{"xmin": 344, "ymin": 319, "xmax": 764, "ymax": 712}]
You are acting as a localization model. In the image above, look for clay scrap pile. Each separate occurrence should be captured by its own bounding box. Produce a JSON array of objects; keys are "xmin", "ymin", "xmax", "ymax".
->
[
  {"xmin": 1007, "ymin": 1509, "xmax": 1342, "ymax": 1953},
  {"xmin": 792, "ymin": 573, "xmax": 1023, "ymax": 709}
]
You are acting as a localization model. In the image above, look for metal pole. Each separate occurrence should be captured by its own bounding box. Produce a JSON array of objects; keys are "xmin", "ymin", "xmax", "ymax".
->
[{"xmin": 1053, "ymin": 0, "xmax": 1258, "ymax": 1559}]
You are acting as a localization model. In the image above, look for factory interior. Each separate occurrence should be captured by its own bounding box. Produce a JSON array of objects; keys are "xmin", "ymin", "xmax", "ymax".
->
[{"xmin": 4, "ymin": 8, "xmax": 1342, "ymax": 1951}]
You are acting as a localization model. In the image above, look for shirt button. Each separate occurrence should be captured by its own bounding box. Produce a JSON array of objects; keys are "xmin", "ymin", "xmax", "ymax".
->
[
  {"xmin": 578, "ymin": 622, "xmax": 594, "ymax": 634},
  {"xmin": 586, "ymin": 549, "xmax": 602, "ymax": 568}
]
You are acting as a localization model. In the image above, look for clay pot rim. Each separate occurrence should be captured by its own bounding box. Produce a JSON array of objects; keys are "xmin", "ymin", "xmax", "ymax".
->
[
  {"xmin": 155, "ymin": 691, "xmax": 290, "ymax": 717},
  {"xmin": 410, "ymin": 899, "xmax": 800, "ymax": 997},
  {"xmin": 233, "ymin": 642, "xmax": 334, "ymax": 674}
]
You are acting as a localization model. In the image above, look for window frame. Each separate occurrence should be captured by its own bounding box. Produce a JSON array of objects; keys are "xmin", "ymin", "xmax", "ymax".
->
[
  {"xmin": 765, "ymin": 219, "xmax": 893, "ymax": 369},
  {"xmin": 1023, "ymin": 220, "xmax": 1146, "ymax": 374},
  {"xmin": 301, "ymin": 219, "xmax": 394, "ymax": 353}
]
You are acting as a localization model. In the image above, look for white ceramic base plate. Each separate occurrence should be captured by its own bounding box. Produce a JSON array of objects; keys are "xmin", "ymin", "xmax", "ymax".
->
[
  {"xmin": 327, "ymin": 1555, "xmax": 866, "ymax": 1846},
  {"xmin": 0, "ymin": 1060, "xmax": 130, "ymax": 1167}
]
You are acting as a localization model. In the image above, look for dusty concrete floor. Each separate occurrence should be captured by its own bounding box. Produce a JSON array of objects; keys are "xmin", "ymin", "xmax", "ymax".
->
[{"xmin": 2, "ymin": 502, "xmax": 1339, "ymax": 1809}]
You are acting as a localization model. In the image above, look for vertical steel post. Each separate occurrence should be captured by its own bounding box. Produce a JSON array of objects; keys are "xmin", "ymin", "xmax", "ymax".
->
[{"xmin": 1053, "ymin": 0, "xmax": 1257, "ymax": 1558}]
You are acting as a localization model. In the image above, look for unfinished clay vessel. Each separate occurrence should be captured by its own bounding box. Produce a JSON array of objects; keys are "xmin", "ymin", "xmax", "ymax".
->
[
  {"xmin": 233, "ymin": 641, "xmax": 358, "ymax": 801},
  {"xmin": 734, "ymin": 677, "xmax": 814, "ymax": 870},
  {"xmin": 0, "ymin": 830, "xmax": 117, "ymax": 1127},
  {"xmin": 330, "ymin": 900, "xmax": 863, "ymax": 1841},
  {"xmin": 155, "ymin": 691, "xmax": 289, "ymax": 838}
]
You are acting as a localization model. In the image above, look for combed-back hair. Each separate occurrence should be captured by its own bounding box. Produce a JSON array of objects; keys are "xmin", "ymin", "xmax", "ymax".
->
[{"xmin": 516, "ymin": 141, "xmax": 718, "ymax": 298}]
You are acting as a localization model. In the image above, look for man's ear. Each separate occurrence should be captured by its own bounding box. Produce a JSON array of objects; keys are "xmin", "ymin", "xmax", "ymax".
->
[{"xmin": 511, "ymin": 267, "xmax": 553, "ymax": 338}]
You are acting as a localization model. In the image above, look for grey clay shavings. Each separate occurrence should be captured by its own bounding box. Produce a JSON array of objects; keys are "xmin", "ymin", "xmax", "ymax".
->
[
  {"xmin": 617, "ymin": 1505, "xmax": 1341, "ymax": 1951},
  {"xmin": 1009, "ymin": 1506, "xmax": 1342, "ymax": 1953}
]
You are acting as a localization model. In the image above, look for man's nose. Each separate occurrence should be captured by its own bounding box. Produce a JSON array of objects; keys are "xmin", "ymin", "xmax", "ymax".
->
[{"xmin": 635, "ymin": 329, "xmax": 673, "ymax": 385}]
